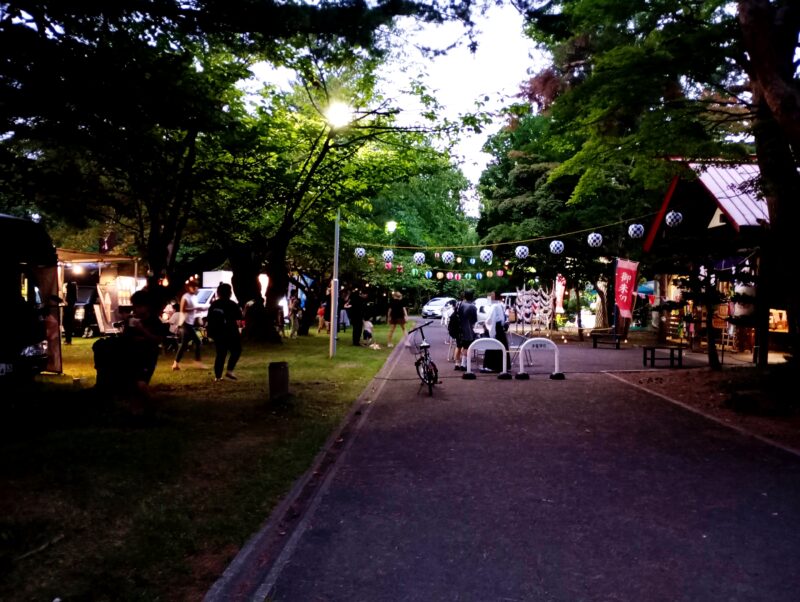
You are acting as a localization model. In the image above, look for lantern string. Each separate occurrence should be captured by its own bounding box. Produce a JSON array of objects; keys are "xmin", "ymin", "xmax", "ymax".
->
[{"xmin": 355, "ymin": 212, "xmax": 658, "ymax": 250}]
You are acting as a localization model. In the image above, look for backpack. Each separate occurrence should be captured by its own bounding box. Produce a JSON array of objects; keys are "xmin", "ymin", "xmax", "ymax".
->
[
  {"xmin": 206, "ymin": 306, "xmax": 227, "ymax": 339},
  {"xmin": 447, "ymin": 303, "xmax": 462, "ymax": 339}
]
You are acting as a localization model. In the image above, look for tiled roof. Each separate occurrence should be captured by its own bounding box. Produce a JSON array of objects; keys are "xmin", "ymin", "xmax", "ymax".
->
[{"xmin": 689, "ymin": 163, "xmax": 770, "ymax": 230}]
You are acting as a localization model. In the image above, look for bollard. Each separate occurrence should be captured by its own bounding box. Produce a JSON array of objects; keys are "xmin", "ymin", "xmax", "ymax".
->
[{"xmin": 268, "ymin": 361, "xmax": 290, "ymax": 402}]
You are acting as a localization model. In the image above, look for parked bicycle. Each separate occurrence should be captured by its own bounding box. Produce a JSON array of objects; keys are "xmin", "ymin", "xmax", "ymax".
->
[{"xmin": 407, "ymin": 320, "xmax": 439, "ymax": 395}]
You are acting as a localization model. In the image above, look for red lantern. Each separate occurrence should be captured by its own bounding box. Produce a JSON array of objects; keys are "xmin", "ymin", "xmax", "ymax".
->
[{"xmin": 385, "ymin": 262, "xmax": 392, "ymax": 270}]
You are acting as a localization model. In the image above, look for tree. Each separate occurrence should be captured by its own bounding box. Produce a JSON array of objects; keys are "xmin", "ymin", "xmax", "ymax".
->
[{"xmin": 516, "ymin": 0, "xmax": 799, "ymax": 363}]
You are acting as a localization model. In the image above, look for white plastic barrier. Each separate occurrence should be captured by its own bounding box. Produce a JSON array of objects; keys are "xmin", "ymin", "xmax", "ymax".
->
[
  {"xmin": 462, "ymin": 338, "xmax": 512, "ymax": 380},
  {"xmin": 515, "ymin": 337, "xmax": 564, "ymax": 380}
]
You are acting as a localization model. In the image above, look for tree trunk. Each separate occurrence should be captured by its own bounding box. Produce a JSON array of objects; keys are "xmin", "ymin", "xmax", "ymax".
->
[
  {"xmin": 574, "ymin": 287, "xmax": 585, "ymax": 341},
  {"xmin": 705, "ymin": 301, "xmax": 722, "ymax": 370},
  {"xmin": 594, "ymin": 278, "xmax": 608, "ymax": 329}
]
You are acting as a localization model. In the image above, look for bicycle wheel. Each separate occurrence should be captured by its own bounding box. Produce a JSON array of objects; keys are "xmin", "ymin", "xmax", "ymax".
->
[{"xmin": 425, "ymin": 360, "xmax": 438, "ymax": 396}]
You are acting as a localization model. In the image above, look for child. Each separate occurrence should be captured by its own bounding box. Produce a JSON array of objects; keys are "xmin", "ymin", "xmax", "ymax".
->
[{"xmin": 362, "ymin": 319, "xmax": 374, "ymax": 345}]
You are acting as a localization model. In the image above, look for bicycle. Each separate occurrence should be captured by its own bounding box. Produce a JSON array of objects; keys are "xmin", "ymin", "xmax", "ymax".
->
[{"xmin": 407, "ymin": 320, "xmax": 439, "ymax": 396}]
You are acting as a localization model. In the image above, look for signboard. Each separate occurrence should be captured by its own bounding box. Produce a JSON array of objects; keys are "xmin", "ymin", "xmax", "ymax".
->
[{"xmin": 615, "ymin": 259, "xmax": 639, "ymax": 319}]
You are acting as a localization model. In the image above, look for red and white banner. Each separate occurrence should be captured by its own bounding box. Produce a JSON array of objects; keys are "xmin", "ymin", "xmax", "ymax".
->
[{"xmin": 615, "ymin": 259, "xmax": 639, "ymax": 319}]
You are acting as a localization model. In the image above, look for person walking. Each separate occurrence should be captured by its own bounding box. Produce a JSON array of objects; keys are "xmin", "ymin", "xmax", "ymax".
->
[
  {"xmin": 386, "ymin": 290, "xmax": 408, "ymax": 348},
  {"xmin": 288, "ymin": 290, "xmax": 301, "ymax": 339},
  {"xmin": 62, "ymin": 281, "xmax": 77, "ymax": 345},
  {"xmin": 172, "ymin": 280, "xmax": 206, "ymax": 370},
  {"xmin": 207, "ymin": 282, "xmax": 243, "ymax": 382},
  {"xmin": 454, "ymin": 289, "xmax": 478, "ymax": 371}
]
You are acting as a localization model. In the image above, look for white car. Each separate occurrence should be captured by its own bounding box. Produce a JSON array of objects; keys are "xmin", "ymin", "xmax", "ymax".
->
[{"xmin": 421, "ymin": 296, "xmax": 456, "ymax": 318}]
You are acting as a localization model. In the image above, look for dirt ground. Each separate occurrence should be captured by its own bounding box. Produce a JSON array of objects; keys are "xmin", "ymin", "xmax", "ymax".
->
[{"xmin": 612, "ymin": 363, "xmax": 800, "ymax": 453}]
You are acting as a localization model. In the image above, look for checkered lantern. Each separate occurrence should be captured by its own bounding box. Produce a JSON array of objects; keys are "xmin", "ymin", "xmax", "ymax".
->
[
  {"xmin": 382, "ymin": 249, "xmax": 394, "ymax": 263},
  {"xmin": 413, "ymin": 252, "xmax": 426, "ymax": 265},
  {"xmin": 515, "ymin": 245, "xmax": 529, "ymax": 259},
  {"xmin": 628, "ymin": 223, "xmax": 645, "ymax": 239},
  {"xmin": 665, "ymin": 211, "xmax": 683, "ymax": 227},
  {"xmin": 354, "ymin": 247, "xmax": 366, "ymax": 259},
  {"xmin": 479, "ymin": 249, "xmax": 493, "ymax": 263},
  {"xmin": 549, "ymin": 240, "xmax": 564, "ymax": 255},
  {"xmin": 442, "ymin": 251, "xmax": 455, "ymax": 264},
  {"xmin": 587, "ymin": 232, "xmax": 603, "ymax": 248}
]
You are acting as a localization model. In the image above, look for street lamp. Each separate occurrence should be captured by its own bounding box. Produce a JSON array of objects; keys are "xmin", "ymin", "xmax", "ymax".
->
[
  {"xmin": 385, "ymin": 220, "xmax": 398, "ymax": 235},
  {"xmin": 327, "ymin": 101, "xmax": 353, "ymax": 359}
]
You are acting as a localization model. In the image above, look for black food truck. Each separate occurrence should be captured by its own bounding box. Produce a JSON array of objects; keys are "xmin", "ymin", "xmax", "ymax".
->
[{"xmin": 0, "ymin": 214, "xmax": 61, "ymax": 383}]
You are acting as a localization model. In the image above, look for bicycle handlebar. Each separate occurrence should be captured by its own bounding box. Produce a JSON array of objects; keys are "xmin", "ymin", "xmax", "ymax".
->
[{"xmin": 408, "ymin": 320, "xmax": 434, "ymax": 334}]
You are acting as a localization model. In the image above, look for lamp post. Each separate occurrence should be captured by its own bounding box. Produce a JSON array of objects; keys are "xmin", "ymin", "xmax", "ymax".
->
[{"xmin": 327, "ymin": 102, "xmax": 353, "ymax": 359}]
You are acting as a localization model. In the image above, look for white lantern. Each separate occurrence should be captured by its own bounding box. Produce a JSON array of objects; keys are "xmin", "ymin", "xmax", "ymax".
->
[
  {"xmin": 354, "ymin": 247, "xmax": 366, "ymax": 259},
  {"xmin": 442, "ymin": 251, "xmax": 455, "ymax": 264},
  {"xmin": 515, "ymin": 245, "xmax": 529, "ymax": 259},
  {"xmin": 382, "ymin": 249, "xmax": 394, "ymax": 263},
  {"xmin": 549, "ymin": 240, "xmax": 564, "ymax": 255},
  {"xmin": 587, "ymin": 232, "xmax": 603, "ymax": 248},
  {"xmin": 413, "ymin": 252, "xmax": 426, "ymax": 265},
  {"xmin": 628, "ymin": 223, "xmax": 645, "ymax": 239},
  {"xmin": 665, "ymin": 211, "xmax": 683, "ymax": 227},
  {"xmin": 479, "ymin": 249, "xmax": 493, "ymax": 263}
]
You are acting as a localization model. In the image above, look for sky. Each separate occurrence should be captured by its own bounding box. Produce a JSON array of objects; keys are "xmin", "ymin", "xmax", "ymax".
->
[{"xmin": 380, "ymin": 4, "xmax": 546, "ymax": 190}]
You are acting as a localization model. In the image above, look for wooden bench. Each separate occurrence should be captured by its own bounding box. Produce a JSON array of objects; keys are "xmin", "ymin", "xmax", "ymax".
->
[
  {"xmin": 642, "ymin": 345, "xmax": 684, "ymax": 368},
  {"xmin": 591, "ymin": 333, "xmax": 622, "ymax": 349}
]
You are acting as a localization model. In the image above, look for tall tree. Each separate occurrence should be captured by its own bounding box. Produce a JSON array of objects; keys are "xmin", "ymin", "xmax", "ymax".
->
[{"xmin": 516, "ymin": 0, "xmax": 799, "ymax": 363}]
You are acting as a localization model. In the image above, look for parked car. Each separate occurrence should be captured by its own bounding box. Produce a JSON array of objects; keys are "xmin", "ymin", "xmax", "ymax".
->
[{"xmin": 421, "ymin": 296, "xmax": 456, "ymax": 318}]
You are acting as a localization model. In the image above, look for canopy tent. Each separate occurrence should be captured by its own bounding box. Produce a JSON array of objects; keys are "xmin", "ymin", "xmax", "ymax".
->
[{"xmin": 58, "ymin": 248, "xmax": 140, "ymax": 278}]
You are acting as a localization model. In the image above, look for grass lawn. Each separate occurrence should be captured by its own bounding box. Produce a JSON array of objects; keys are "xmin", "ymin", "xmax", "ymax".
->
[{"xmin": 0, "ymin": 324, "xmax": 399, "ymax": 601}]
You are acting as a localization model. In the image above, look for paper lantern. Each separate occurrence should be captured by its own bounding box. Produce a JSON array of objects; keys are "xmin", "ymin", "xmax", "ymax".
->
[
  {"xmin": 469, "ymin": 258, "xmax": 476, "ymax": 265},
  {"xmin": 515, "ymin": 245, "xmax": 529, "ymax": 259},
  {"xmin": 424, "ymin": 270, "xmax": 433, "ymax": 279},
  {"xmin": 549, "ymin": 240, "xmax": 564, "ymax": 254},
  {"xmin": 628, "ymin": 223, "xmax": 645, "ymax": 239},
  {"xmin": 665, "ymin": 211, "xmax": 683, "ymax": 227},
  {"xmin": 396, "ymin": 264, "xmax": 403, "ymax": 273},
  {"xmin": 455, "ymin": 273, "xmax": 462, "ymax": 280},
  {"xmin": 479, "ymin": 249, "xmax": 493, "ymax": 263},
  {"xmin": 411, "ymin": 268, "xmax": 419, "ymax": 276},
  {"xmin": 413, "ymin": 252, "xmax": 426, "ymax": 265},
  {"xmin": 446, "ymin": 272, "xmax": 454, "ymax": 280},
  {"xmin": 384, "ymin": 262, "xmax": 392, "ymax": 270},
  {"xmin": 496, "ymin": 269, "xmax": 504, "ymax": 277},
  {"xmin": 486, "ymin": 271, "xmax": 494, "ymax": 278},
  {"xmin": 464, "ymin": 273, "xmax": 472, "ymax": 280},
  {"xmin": 434, "ymin": 252, "xmax": 440, "ymax": 259},
  {"xmin": 587, "ymin": 232, "xmax": 603, "ymax": 248},
  {"xmin": 354, "ymin": 247, "xmax": 366, "ymax": 259},
  {"xmin": 456, "ymin": 257, "xmax": 462, "ymax": 263},
  {"xmin": 442, "ymin": 251, "xmax": 455, "ymax": 264},
  {"xmin": 436, "ymin": 271, "xmax": 444, "ymax": 280},
  {"xmin": 475, "ymin": 273, "xmax": 483, "ymax": 280},
  {"xmin": 382, "ymin": 249, "xmax": 394, "ymax": 263}
]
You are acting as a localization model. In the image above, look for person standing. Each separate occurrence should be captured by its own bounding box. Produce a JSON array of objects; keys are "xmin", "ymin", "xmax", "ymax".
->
[
  {"xmin": 386, "ymin": 290, "xmax": 408, "ymax": 348},
  {"xmin": 482, "ymin": 291, "xmax": 509, "ymax": 372},
  {"xmin": 172, "ymin": 280, "xmax": 205, "ymax": 370},
  {"xmin": 346, "ymin": 288, "xmax": 368, "ymax": 346},
  {"xmin": 454, "ymin": 289, "xmax": 478, "ymax": 371},
  {"xmin": 63, "ymin": 281, "xmax": 78, "ymax": 345},
  {"xmin": 288, "ymin": 290, "xmax": 301, "ymax": 339},
  {"xmin": 207, "ymin": 282, "xmax": 243, "ymax": 382}
]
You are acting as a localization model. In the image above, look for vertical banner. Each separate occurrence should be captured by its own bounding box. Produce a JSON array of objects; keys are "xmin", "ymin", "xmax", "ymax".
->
[
  {"xmin": 555, "ymin": 274, "xmax": 567, "ymax": 314},
  {"xmin": 615, "ymin": 259, "xmax": 639, "ymax": 319}
]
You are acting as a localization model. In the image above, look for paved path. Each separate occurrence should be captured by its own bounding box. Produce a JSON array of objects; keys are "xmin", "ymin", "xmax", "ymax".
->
[{"xmin": 207, "ymin": 322, "xmax": 800, "ymax": 601}]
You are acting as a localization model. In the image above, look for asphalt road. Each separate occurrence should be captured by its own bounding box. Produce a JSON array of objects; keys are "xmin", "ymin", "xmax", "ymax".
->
[{"xmin": 206, "ymin": 321, "xmax": 800, "ymax": 602}]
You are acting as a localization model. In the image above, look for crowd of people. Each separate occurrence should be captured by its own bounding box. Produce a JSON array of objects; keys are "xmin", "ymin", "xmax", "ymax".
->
[{"xmin": 92, "ymin": 279, "xmax": 509, "ymax": 416}]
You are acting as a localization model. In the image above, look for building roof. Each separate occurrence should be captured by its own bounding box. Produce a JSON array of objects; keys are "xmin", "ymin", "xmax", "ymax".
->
[{"xmin": 688, "ymin": 162, "xmax": 770, "ymax": 229}]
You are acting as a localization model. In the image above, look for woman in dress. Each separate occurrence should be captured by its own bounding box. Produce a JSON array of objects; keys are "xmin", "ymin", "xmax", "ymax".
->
[{"xmin": 386, "ymin": 290, "xmax": 408, "ymax": 348}]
